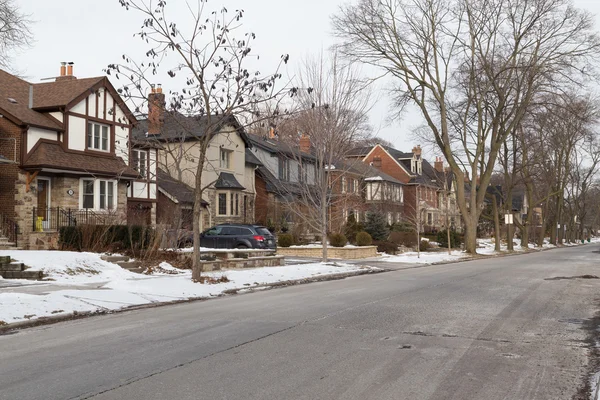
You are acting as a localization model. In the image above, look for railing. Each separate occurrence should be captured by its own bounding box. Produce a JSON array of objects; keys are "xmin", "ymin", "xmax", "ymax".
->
[
  {"xmin": 0, "ymin": 214, "xmax": 18, "ymax": 247},
  {"xmin": 32, "ymin": 207, "xmax": 108, "ymax": 232}
]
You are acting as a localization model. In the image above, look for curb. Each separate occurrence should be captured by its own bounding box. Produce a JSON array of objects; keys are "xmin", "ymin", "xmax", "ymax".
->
[{"xmin": 0, "ymin": 267, "xmax": 383, "ymax": 334}]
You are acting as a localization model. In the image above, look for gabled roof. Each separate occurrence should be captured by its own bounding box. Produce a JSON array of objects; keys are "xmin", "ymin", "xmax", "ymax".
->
[
  {"xmin": 32, "ymin": 77, "xmax": 104, "ymax": 109},
  {"xmin": 214, "ymin": 172, "xmax": 245, "ymax": 190},
  {"xmin": 247, "ymin": 133, "xmax": 316, "ymax": 161},
  {"xmin": 244, "ymin": 148, "xmax": 262, "ymax": 166},
  {"xmin": 22, "ymin": 139, "xmax": 138, "ymax": 178},
  {"xmin": 331, "ymin": 159, "xmax": 403, "ymax": 185},
  {"xmin": 133, "ymin": 113, "xmax": 251, "ymax": 147},
  {"xmin": 157, "ymin": 168, "xmax": 208, "ymax": 206}
]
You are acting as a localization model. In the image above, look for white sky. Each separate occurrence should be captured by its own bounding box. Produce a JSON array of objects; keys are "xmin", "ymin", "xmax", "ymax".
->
[{"xmin": 14, "ymin": 0, "xmax": 600, "ymax": 155}]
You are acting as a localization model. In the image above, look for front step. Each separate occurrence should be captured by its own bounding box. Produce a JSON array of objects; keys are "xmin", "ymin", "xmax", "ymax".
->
[
  {"xmin": 101, "ymin": 255, "xmax": 144, "ymax": 274},
  {"xmin": 101, "ymin": 255, "xmax": 130, "ymax": 263},
  {"xmin": 0, "ymin": 256, "xmax": 42, "ymax": 280},
  {"xmin": 117, "ymin": 261, "xmax": 143, "ymax": 270},
  {"xmin": 0, "ymin": 262, "xmax": 25, "ymax": 271}
]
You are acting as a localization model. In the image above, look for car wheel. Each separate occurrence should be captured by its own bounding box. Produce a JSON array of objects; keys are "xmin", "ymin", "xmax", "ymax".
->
[{"xmin": 236, "ymin": 244, "xmax": 248, "ymax": 249}]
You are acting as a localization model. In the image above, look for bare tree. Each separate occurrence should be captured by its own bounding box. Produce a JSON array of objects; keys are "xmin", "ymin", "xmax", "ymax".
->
[
  {"xmin": 0, "ymin": 0, "xmax": 33, "ymax": 71},
  {"xmin": 333, "ymin": 0, "xmax": 600, "ymax": 253},
  {"xmin": 277, "ymin": 52, "xmax": 372, "ymax": 261},
  {"xmin": 109, "ymin": 0, "xmax": 292, "ymax": 273}
]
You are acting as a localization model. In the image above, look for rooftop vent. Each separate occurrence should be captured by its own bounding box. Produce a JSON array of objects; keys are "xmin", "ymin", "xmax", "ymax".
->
[{"xmin": 7, "ymin": 98, "xmax": 17, "ymax": 104}]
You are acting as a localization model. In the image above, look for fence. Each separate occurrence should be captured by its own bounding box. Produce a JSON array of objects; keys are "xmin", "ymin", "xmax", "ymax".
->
[{"xmin": 32, "ymin": 208, "xmax": 108, "ymax": 232}]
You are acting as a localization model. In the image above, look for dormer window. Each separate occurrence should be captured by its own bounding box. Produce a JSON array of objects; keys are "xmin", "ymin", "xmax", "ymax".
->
[{"xmin": 87, "ymin": 122, "xmax": 109, "ymax": 151}]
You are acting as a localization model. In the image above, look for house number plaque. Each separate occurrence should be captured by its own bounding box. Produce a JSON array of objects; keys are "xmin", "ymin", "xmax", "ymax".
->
[{"xmin": 67, "ymin": 189, "xmax": 75, "ymax": 196}]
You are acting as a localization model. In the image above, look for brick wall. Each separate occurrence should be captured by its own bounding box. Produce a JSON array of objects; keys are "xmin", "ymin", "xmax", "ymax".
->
[
  {"xmin": 362, "ymin": 146, "xmax": 412, "ymax": 183},
  {"xmin": 0, "ymin": 118, "xmax": 22, "ymax": 221}
]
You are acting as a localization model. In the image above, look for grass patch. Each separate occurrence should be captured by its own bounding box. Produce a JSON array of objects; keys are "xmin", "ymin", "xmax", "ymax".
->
[{"xmin": 193, "ymin": 275, "xmax": 230, "ymax": 284}]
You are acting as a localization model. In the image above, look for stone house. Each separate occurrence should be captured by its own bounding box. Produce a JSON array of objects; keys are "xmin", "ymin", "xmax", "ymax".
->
[
  {"xmin": 133, "ymin": 87, "xmax": 258, "ymax": 231},
  {"xmin": 0, "ymin": 64, "xmax": 157, "ymax": 249}
]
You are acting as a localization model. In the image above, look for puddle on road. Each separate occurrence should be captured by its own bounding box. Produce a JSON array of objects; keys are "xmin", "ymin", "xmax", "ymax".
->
[{"xmin": 545, "ymin": 275, "xmax": 599, "ymax": 281}]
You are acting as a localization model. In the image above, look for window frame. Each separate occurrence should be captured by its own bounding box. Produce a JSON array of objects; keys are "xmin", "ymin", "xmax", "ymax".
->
[
  {"xmin": 132, "ymin": 149, "xmax": 148, "ymax": 178},
  {"xmin": 80, "ymin": 179, "xmax": 117, "ymax": 211},
  {"xmin": 217, "ymin": 191, "xmax": 241, "ymax": 217},
  {"xmin": 87, "ymin": 122, "xmax": 110, "ymax": 152},
  {"xmin": 220, "ymin": 148, "xmax": 232, "ymax": 170}
]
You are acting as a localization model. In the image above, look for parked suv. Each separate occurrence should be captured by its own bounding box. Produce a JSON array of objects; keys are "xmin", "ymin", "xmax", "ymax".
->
[{"xmin": 198, "ymin": 224, "xmax": 276, "ymax": 249}]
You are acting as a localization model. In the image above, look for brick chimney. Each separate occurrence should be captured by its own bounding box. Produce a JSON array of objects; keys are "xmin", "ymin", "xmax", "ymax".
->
[
  {"xmin": 299, "ymin": 133, "xmax": 311, "ymax": 153},
  {"xmin": 434, "ymin": 156, "xmax": 444, "ymax": 172},
  {"xmin": 55, "ymin": 62, "xmax": 76, "ymax": 82},
  {"xmin": 147, "ymin": 84, "xmax": 165, "ymax": 136}
]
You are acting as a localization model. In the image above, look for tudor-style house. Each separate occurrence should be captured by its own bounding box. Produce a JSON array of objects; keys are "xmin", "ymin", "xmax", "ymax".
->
[
  {"xmin": 133, "ymin": 86, "xmax": 257, "ymax": 231},
  {"xmin": 0, "ymin": 64, "xmax": 156, "ymax": 249}
]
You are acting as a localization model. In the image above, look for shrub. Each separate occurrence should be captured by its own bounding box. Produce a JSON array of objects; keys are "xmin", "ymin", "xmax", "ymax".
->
[
  {"xmin": 374, "ymin": 240, "xmax": 399, "ymax": 254},
  {"xmin": 329, "ymin": 233, "xmax": 348, "ymax": 247},
  {"xmin": 437, "ymin": 229, "xmax": 463, "ymax": 248},
  {"xmin": 364, "ymin": 212, "xmax": 389, "ymax": 241},
  {"xmin": 390, "ymin": 222, "xmax": 415, "ymax": 232},
  {"xmin": 355, "ymin": 231, "xmax": 373, "ymax": 246},
  {"xmin": 389, "ymin": 231, "xmax": 418, "ymax": 247},
  {"xmin": 59, "ymin": 224, "xmax": 154, "ymax": 252},
  {"xmin": 344, "ymin": 213, "xmax": 363, "ymax": 244},
  {"xmin": 278, "ymin": 233, "xmax": 294, "ymax": 247},
  {"xmin": 419, "ymin": 239, "xmax": 431, "ymax": 252}
]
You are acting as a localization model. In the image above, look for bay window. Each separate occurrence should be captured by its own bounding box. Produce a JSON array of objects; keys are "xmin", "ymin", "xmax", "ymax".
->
[{"xmin": 217, "ymin": 191, "xmax": 240, "ymax": 216}]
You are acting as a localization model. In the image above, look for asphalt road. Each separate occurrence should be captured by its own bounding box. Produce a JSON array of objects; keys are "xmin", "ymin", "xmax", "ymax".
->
[{"xmin": 2, "ymin": 245, "xmax": 600, "ymax": 400}]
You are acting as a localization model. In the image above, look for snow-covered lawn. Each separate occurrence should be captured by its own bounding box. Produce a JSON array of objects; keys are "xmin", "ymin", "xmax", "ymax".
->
[{"xmin": 0, "ymin": 251, "xmax": 374, "ymax": 325}]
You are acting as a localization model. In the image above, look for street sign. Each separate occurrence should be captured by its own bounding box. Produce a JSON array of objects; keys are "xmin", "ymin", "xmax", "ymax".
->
[{"xmin": 504, "ymin": 213, "xmax": 513, "ymax": 225}]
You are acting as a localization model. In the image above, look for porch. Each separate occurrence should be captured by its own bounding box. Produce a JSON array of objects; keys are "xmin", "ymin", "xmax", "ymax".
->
[{"xmin": 32, "ymin": 207, "xmax": 109, "ymax": 232}]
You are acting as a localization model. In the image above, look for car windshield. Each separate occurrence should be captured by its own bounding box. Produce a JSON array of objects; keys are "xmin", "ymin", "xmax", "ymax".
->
[{"xmin": 256, "ymin": 227, "xmax": 272, "ymax": 236}]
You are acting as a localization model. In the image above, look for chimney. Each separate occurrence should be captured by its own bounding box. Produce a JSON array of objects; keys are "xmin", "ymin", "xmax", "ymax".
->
[
  {"xmin": 269, "ymin": 126, "xmax": 276, "ymax": 139},
  {"xmin": 299, "ymin": 133, "xmax": 311, "ymax": 153},
  {"xmin": 55, "ymin": 62, "xmax": 76, "ymax": 81},
  {"xmin": 147, "ymin": 84, "xmax": 165, "ymax": 136},
  {"xmin": 372, "ymin": 156, "xmax": 382, "ymax": 168},
  {"xmin": 412, "ymin": 145, "xmax": 422, "ymax": 157},
  {"xmin": 434, "ymin": 156, "xmax": 444, "ymax": 172}
]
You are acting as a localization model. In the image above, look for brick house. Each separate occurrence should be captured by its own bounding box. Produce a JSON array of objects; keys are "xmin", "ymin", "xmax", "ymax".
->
[
  {"xmin": 133, "ymin": 87, "xmax": 258, "ymax": 231},
  {"xmin": 0, "ymin": 64, "xmax": 157, "ymax": 249},
  {"xmin": 348, "ymin": 144, "xmax": 454, "ymax": 232}
]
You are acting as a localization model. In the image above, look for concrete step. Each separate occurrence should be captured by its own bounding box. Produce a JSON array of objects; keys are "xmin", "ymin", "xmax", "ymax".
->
[
  {"xmin": 124, "ymin": 267, "xmax": 145, "ymax": 274},
  {"xmin": 101, "ymin": 255, "xmax": 130, "ymax": 263},
  {"xmin": 117, "ymin": 261, "xmax": 142, "ymax": 270},
  {"xmin": 0, "ymin": 256, "xmax": 11, "ymax": 264},
  {"xmin": 0, "ymin": 270, "xmax": 43, "ymax": 280},
  {"xmin": 0, "ymin": 263, "xmax": 24, "ymax": 272}
]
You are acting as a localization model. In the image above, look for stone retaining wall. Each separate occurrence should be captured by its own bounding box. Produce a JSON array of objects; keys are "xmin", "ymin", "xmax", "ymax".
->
[
  {"xmin": 276, "ymin": 246, "xmax": 377, "ymax": 259},
  {"xmin": 191, "ymin": 255, "xmax": 285, "ymax": 280}
]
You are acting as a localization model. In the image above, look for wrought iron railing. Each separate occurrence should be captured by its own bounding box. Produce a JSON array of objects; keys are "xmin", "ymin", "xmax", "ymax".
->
[
  {"xmin": 0, "ymin": 213, "xmax": 18, "ymax": 247},
  {"xmin": 32, "ymin": 207, "xmax": 108, "ymax": 232}
]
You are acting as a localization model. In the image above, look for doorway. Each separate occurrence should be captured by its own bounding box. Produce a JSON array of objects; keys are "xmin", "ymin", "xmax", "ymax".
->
[{"xmin": 36, "ymin": 178, "xmax": 51, "ymax": 230}]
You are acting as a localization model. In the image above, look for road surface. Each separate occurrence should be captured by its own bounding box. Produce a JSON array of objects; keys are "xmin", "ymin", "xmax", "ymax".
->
[{"xmin": 1, "ymin": 245, "xmax": 599, "ymax": 399}]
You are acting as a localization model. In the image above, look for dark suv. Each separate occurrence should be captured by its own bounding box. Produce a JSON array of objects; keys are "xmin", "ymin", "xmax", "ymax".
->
[{"xmin": 199, "ymin": 224, "xmax": 276, "ymax": 249}]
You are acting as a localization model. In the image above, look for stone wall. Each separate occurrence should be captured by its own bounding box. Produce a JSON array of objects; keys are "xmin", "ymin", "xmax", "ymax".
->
[
  {"xmin": 276, "ymin": 246, "xmax": 378, "ymax": 260},
  {"xmin": 191, "ymin": 255, "xmax": 285, "ymax": 280}
]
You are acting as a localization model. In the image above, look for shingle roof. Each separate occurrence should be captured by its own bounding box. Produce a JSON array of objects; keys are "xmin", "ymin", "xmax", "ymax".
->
[
  {"xmin": 132, "ymin": 113, "xmax": 251, "ymax": 147},
  {"xmin": 157, "ymin": 168, "xmax": 208, "ymax": 206},
  {"xmin": 332, "ymin": 159, "xmax": 403, "ymax": 185},
  {"xmin": 244, "ymin": 148, "xmax": 262, "ymax": 166},
  {"xmin": 32, "ymin": 76, "xmax": 104, "ymax": 109},
  {"xmin": 0, "ymin": 70, "xmax": 62, "ymax": 130},
  {"xmin": 214, "ymin": 172, "xmax": 245, "ymax": 190},
  {"xmin": 22, "ymin": 140, "xmax": 139, "ymax": 178},
  {"xmin": 247, "ymin": 133, "xmax": 316, "ymax": 160}
]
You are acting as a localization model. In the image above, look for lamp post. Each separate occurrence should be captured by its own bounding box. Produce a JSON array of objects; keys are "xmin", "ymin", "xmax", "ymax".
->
[{"xmin": 505, "ymin": 212, "xmax": 514, "ymax": 251}]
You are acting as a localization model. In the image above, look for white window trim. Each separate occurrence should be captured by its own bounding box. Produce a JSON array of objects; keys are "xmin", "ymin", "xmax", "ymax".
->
[
  {"xmin": 216, "ymin": 190, "xmax": 240, "ymax": 217},
  {"xmin": 132, "ymin": 149, "xmax": 148, "ymax": 178},
  {"xmin": 220, "ymin": 148, "xmax": 233, "ymax": 170},
  {"xmin": 79, "ymin": 178, "xmax": 118, "ymax": 211},
  {"xmin": 87, "ymin": 121, "xmax": 110, "ymax": 152}
]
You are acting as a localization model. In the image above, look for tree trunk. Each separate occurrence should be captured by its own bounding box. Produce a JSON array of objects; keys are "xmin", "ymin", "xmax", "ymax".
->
[
  {"xmin": 463, "ymin": 214, "xmax": 478, "ymax": 254},
  {"xmin": 192, "ymin": 151, "xmax": 207, "ymax": 279},
  {"xmin": 492, "ymin": 196, "xmax": 501, "ymax": 252},
  {"xmin": 321, "ymin": 184, "xmax": 328, "ymax": 263}
]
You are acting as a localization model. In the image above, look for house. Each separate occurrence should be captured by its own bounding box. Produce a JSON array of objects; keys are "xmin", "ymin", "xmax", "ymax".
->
[
  {"xmin": 133, "ymin": 87, "xmax": 257, "ymax": 231},
  {"xmin": 0, "ymin": 64, "xmax": 156, "ymax": 249},
  {"xmin": 327, "ymin": 160, "xmax": 404, "ymax": 233},
  {"xmin": 348, "ymin": 144, "xmax": 454, "ymax": 232},
  {"xmin": 248, "ymin": 132, "xmax": 318, "ymax": 234}
]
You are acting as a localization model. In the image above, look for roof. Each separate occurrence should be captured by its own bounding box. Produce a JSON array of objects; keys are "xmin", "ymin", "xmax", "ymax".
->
[
  {"xmin": 32, "ymin": 77, "xmax": 104, "ymax": 109},
  {"xmin": 247, "ymin": 133, "xmax": 316, "ymax": 160},
  {"xmin": 214, "ymin": 172, "xmax": 245, "ymax": 190},
  {"xmin": 0, "ymin": 70, "xmax": 62, "ymax": 130},
  {"xmin": 244, "ymin": 148, "xmax": 262, "ymax": 166},
  {"xmin": 22, "ymin": 140, "xmax": 139, "ymax": 178},
  {"xmin": 133, "ymin": 113, "xmax": 251, "ymax": 147},
  {"xmin": 332, "ymin": 159, "xmax": 403, "ymax": 185},
  {"xmin": 157, "ymin": 168, "xmax": 208, "ymax": 206}
]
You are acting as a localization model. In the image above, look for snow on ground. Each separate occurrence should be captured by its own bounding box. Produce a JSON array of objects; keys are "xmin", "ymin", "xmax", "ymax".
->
[
  {"xmin": 381, "ymin": 250, "xmax": 468, "ymax": 264},
  {"xmin": 0, "ymin": 251, "xmax": 372, "ymax": 325}
]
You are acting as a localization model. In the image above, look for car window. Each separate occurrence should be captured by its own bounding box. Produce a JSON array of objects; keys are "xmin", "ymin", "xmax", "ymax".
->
[
  {"xmin": 256, "ymin": 227, "xmax": 272, "ymax": 236},
  {"xmin": 220, "ymin": 227, "xmax": 238, "ymax": 235},
  {"xmin": 239, "ymin": 228, "xmax": 254, "ymax": 235},
  {"xmin": 204, "ymin": 227, "xmax": 222, "ymax": 236}
]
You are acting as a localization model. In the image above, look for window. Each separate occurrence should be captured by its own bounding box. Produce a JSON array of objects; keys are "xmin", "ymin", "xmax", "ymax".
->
[
  {"xmin": 220, "ymin": 148, "xmax": 232, "ymax": 169},
  {"xmin": 218, "ymin": 193, "xmax": 227, "ymax": 215},
  {"xmin": 279, "ymin": 158, "xmax": 290, "ymax": 181},
  {"xmin": 367, "ymin": 182, "xmax": 381, "ymax": 201},
  {"xmin": 82, "ymin": 180, "xmax": 94, "ymax": 209},
  {"xmin": 87, "ymin": 122, "xmax": 109, "ymax": 151},
  {"xmin": 348, "ymin": 178, "xmax": 355, "ymax": 194},
  {"xmin": 81, "ymin": 179, "xmax": 116, "ymax": 210},
  {"xmin": 132, "ymin": 150, "xmax": 147, "ymax": 178},
  {"xmin": 427, "ymin": 212, "xmax": 433, "ymax": 225},
  {"xmin": 341, "ymin": 177, "xmax": 347, "ymax": 193},
  {"xmin": 218, "ymin": 191, "xmax": 240, "ymax": 216}
]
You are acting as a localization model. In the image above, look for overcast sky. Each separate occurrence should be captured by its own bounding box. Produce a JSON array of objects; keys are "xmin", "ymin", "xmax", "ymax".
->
[{"xmin": 15, "ymin": 0, "xmax": 600, "ymax": 155}]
